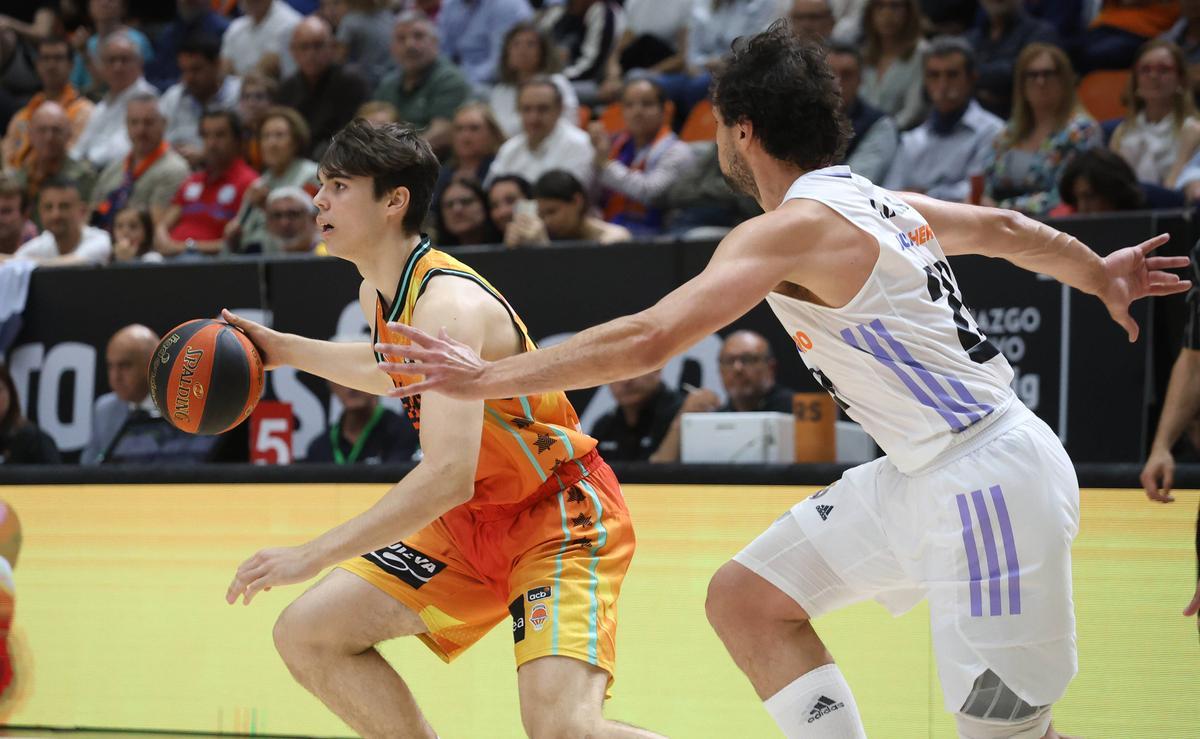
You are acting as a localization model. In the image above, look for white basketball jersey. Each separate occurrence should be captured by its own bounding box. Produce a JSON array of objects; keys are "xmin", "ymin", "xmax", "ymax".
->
[{"xmin": 766, "ymin": 166, "xmax": 1015, "ymax": 473}]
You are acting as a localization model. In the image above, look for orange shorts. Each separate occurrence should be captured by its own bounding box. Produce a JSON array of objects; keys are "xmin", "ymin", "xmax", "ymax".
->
[{"xmin": 338, "ymin": 451, "xmax": 634, "ymax": 684}]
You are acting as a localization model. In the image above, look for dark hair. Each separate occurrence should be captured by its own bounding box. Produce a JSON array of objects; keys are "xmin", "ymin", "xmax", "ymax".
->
[
  {"xmin": 862, "ymin": 0, "xmax": 923, "ymax": 66},
  {"xmin": 488, "ymin": 174, "xmax": 532, "ymax": 201},
  {"xmin": 40, "ymin": 176, "xmax": 87, "ymax": 199},
  {"xmin": 1059, "ymin": 148, "xmax": 1145, "ymax": 211},
  {"xmin": 320, "ymin": 119, "xmax": 439, "ymax": 234},
  {"xmin": 436, "ymin": 176, "xmax": 501, "ymax": 246},
  {"xmin": 200, "ymin": 109, "xmax": 243, "ymax": 140},
  {"xmin": 35, "ymin": 35, "xmax": 72, "ymax": 58},
  {"xmin": 114, "ymin": 206, "xmax": 155, "ymax": 256},
  {"xmin": 0, "ymin": 173, "xmax": 25, "ymax": 210},
  {"xmin": 924, "ymin": 35, "xmax": 976, "ymax": 76},
  {"xmin": 0, "ymin": 361, "xmax": 23, "ymax": 437},
  {"xmin": 622, "ymin": 76, "xmax": 668, "ymax": 106},
  {"xmin": 825, "ymin": 39, "xmax": 861, "ymax": 68},
  {"xmin": 532, "ymin": 169, "xmax": 585, "ymax": 202},
  {"xmin": 498, "ymin": 22, "xmax": 562, "ymax": 84},
  {"xmin": 517, "ymin": 75, "xmax": 563, "ymax": 107},
  {"xmin": 712, "ymin": 21, "xmax": 850, "ymax": 170},
  {"xmin": 259, "ymin": 106, "xmax": 311, "ymax": 157},
  {"xmin": 178, "ymin": 34, "xmax": 222, "ymax": 63}
]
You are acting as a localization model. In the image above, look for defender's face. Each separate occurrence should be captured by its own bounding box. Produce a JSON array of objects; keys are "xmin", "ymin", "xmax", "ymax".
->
[
  {"xmin": 715, "ymin": 112, "xmax": 759, "ymax": 201},
  {"xmin": 313, "ymin": 174, "xmax": 385, "ymax": 259}
]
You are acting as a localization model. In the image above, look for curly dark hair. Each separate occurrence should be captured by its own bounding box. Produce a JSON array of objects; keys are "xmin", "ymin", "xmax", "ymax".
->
[
  {"xmin": 1059, "ymin": 148, "xmax": 1145, "ymax": 212},
  {"xmin": 711, "ymin": 20, "xmax": 850, "ymax": 171}
]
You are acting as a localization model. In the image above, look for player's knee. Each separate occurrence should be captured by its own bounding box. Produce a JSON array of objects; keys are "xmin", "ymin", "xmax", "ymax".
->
[
  {"xmin": 956, "ymin": 670, "xmax": 1052, "ymax": 739},
  {"xmin": 273, "ymin": 598, "xmax": 337, "ymax": 662},
  {"xmin": 706, "ymin": 560, "xmax": 807, "ymax": 636},
  {"xmin": 519, "ymin": 704, "xmax": 600, "ymax": 739}
]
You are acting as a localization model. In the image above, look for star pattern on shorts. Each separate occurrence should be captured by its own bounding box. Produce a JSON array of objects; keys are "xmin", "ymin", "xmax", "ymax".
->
[
  {"xmin": 534, "ymin": 433, "xmax": 556, "ymax": 454},
  {"xmin": 511, "ymin": 417, "xmax": 534, "ymax": 429},
  {"xmin": 571, "ymin": 536, "xmax": 593, "ymax": 550},
  {"xmin": 571, "ymin": 513, "xmax": 593, "ymax": 529},
  {"xmin": 567, "ymin": 487, "xmax": 586, "ymax": 504}
]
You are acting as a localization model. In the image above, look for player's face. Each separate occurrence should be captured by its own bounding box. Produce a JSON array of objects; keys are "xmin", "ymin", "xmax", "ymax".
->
[
  {"xmin": 715, "ymin": 113, "xmax": 760, "ymax": 201},
  {"xmin": 313, "ymin": 173, "xmax": 384, "ymax": 257}
]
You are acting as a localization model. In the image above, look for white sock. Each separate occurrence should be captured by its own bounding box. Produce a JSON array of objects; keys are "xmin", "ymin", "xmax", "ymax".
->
[{"xmin": 763, "ymin": 663, "xmax": 867, "ymax": 738}]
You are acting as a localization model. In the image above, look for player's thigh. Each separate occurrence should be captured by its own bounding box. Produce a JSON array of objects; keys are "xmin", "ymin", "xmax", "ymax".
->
[
  {"xmin": 274, "ymin": 569, "xmax": 428, "ymax": 652},
  {"xmin": 516, "ymin": 655, "xmax": 608, "ymax": 736}
]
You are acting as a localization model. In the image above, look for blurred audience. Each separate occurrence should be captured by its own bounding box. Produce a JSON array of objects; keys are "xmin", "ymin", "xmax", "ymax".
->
[
  {"xmin": 436, "ymin": 0, "xmax": 532, "ymax": 88},
  {"xmin": 860, "ymin": 0, "xmax": 928, "ymax": 130},
  {"xmin": 1160, "ymin": 0, "xmax": 1200, "ymax": 84},
  {"xmin": 660, "ymin": 144, "xmax": 761, "ymax": 234},
  {"xmin": 2, "ymin": 36, "xmax": 93, "ymax": 172},
  {"xmin": 507, "ymin": 169, "xmax": 630, "ymax": 246},
  {"xmin": 160, "ymin": 34, "xmax": 240, "ymax": 166},
  {"xmin": 486, "ymin": 173, "xmax": 531, "ymax": 241},
  {"xmin": 70, "ymin": 0, "xmax": 155, "ymax": 95},
  {"xmin": 1110, "ymin": 40, "xmax": 1200, "ymax": 187},
  {"xmin": 0, "ymin": 361, "xmax": 60, "ymax": 464},
  {"xmin": 591, "ymin": 369, "xmax": 683, "ymax": 461},
  {"xmin": 1058, "ymin": 147, "xmax": 1146, "ymax": 214},
  {"xmin": 788, "ymin": 0, "xmax": 836, "ymax": 43},
  {"xmin": 279, "ymin": 16, "xmax": 368, "ymax": 160},
  {"xmin": 333, "ymin": 0, "xmax": 395, "ymax": 89},
  {"xmin": 967, "ymin": 0, "xmax": 1059, "ymax": 118},
  {"xmin": 355, "ymin": 100, "xmax": 401, "ymax": 125},
  {"xmin": 13, "ymin": 102, "xmax": 96, "ymax": 228},
  {"xmin": 1077, "ymin": 0, "xmax": 1179, "ymax": 75},
  {"xmin": 220, "ymin": 0, "xmax": 303, "ymax": 78},
  {"xmin": 434, "ymin": 102, "xmax": 504, "ymax": 209},
  {"xmin": 9, "ymin": 178, "xmax": 111, "ymax": 266},
  {"xmin": 828, "ymin": 41, "xmax": 898, "ymax": 183},
  {"xmin": 436, "ymin": 176, "xmax": 500, "ymax": 247},
  {"xmin": 146, "ymin": 0, "xmax": 230, "ymax": 90},
  {"xmin": 110, "ymin": 206, "xmax": 160, "ymax": 262},
  {"xmin": 228, "ymin": 106, "xmax": 318, "ymax": 253},
  {"xmin": 70, "ymin": 33, "xmax": 157, "ymax": 170},
  {"xmin": 0, "ymin": 175, "xmax": 35, "ymax": 256},
  {"xmin": 489, "ymin": 77, "xmax": 594, "ymax": 189},
  {"xmin": 541, "ymin": 0, "xmax": 624, "ymax": 104},
  {"xmin": 598, "ymin": 0, "xmax": 691, "ymax": 102},
  {"xmin": 236, "ymin": 72, "xmax": 278, "ymax": 170},
  {"xmin": 489, "ymin": 23, "xmax": 578, "ymax": 139},
  {"xmin": 305, "ymin": 380, "xmax": 419, "ymax": 463},
  {"xmin": 263, "ymin": 186, "xmax": 324, "ymax": 255},
  {"xmin": 81, "ymin": 323, "xmax": 159, "ymax": 464}
]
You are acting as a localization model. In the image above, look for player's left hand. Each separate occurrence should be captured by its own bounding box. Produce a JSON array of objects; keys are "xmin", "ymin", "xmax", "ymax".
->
[
  {"xmin": 1099, "ymin": 233, "xmax": 1191, "ymax": 342},
  {"xmin": 1185, "ymin": 578, "xmax": 1200, "ymax": 619},
  {"xmin": 225, "ymin": 545, "xmax": 322, "ymax": 605},
  {"xmin": 376, "ymin": 323, "xmax": 490, "ymax": 399}
]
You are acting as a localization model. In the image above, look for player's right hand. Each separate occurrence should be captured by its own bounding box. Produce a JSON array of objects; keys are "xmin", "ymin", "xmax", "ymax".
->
[
  {"xmin": 221, "ymin": 308, "xmax": 286, "ymax": 370},
  {"xmin": 1185, "ymin": 579, "xmax": 1200, "ymax": 619},
  {"xmin": 1139, "ymin": 447, "xmax": 1176, "ymax": 503}
]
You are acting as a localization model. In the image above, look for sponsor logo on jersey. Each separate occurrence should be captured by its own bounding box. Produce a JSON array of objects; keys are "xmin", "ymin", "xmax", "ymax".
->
[
  {"xmin": 364, "ymin": 542, "xmax": 447, "ymax": 590},
  {"xmin": 793, "ymin": 331, "xmax": 813, "ymax": 352},
  {"xmin": 529, "ymin": 603, "xmax": 550, "ymax": 632},
  {"xmin": 509, "ymin": 596, "xmax": 526, "ymax": 643},
  {"xmin": 527, "ymin": 586, "xmax": 552, "ymax": 602},
  {"xmin": 897, "ymin": 224, "xmax": 936, "ymax": 251}
]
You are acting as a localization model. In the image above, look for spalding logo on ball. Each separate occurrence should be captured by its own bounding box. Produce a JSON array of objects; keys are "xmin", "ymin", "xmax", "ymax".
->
[{"xmin": 148, "ymin": 318, "xmax": 264, "ymax": 434}]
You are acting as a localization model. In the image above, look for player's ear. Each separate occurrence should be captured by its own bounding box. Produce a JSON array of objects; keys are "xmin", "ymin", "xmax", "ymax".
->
[{"xmin": 385, "ymin": 185, "xmax": 410, "ymax": 216}]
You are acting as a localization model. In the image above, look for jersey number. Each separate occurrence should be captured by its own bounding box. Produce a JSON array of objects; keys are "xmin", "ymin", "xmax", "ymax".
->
[{"xmin": 924, "ymin": 261, "xmax": 998, "ymax": 363}]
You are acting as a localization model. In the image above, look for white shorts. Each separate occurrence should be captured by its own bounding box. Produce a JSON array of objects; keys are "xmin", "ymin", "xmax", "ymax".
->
[{"xmin": 733, "ymin": 402, "xmax": 1080, "ymax": 713}]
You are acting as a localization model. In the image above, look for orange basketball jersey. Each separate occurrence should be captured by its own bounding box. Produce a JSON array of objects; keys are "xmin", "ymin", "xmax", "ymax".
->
[{"xmin": 374, "ymin": 237, "xmax": 599, "ymax": 508}]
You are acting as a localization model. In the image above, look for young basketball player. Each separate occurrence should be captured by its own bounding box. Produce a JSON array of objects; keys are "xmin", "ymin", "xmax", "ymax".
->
[
  {"xmin": 373, "ymin": 23, "xmax": 1191, "ymax": 739},
  {"xmin": 223, "ymin": 120, "xmax": 661, "ymax": 739}
]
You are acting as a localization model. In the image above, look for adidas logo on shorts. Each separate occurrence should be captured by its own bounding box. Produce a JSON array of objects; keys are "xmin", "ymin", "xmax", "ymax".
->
[
  {"xmin": 807, "ymin": 695, "xmax": 844, "ymax": 723},
  {"xmin": 816, "ymin": 504, "xmax": 834, "ymax": 521}
]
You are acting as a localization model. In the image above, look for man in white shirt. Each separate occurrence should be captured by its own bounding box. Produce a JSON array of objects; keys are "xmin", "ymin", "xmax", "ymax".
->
[
  {"xmin": 70, "ymin": 33, "xmax": 158, "ymax": 170},
  {"xmin": 7, "ymin": 178, "xmax": 111, "ymax": 266},
  {"xmin": 220, "ymin": 0, "xmax": 302, "ymax": 78},
  {"xmin": 159, "ymin": 35, "xmax": 241, "ymax": 166},
  {"xmin": 488, "ymin": 76, "xmax": 595, "ymax": 188},
  {"xmin": 81, "ymin": 323, "xmax": 160, "ymax": 464}
]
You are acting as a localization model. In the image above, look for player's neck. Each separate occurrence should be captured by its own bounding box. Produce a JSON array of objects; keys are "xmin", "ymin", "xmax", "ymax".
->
[
  {"xmin": 355, "ymin": 230, "xmax": 424, "ymax": 307},
  {"xmin": 754, "ymin": 161, "xmax": 809, "ymax": 212}
]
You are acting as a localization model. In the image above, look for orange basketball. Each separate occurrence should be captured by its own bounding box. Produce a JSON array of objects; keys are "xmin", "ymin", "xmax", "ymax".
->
[{"xmin": 147, "ymin": 319, "xmax": 264, "ymax": 435}]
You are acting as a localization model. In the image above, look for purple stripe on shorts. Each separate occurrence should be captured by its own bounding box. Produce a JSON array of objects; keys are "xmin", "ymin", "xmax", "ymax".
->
[
  {"xmin": 989, "ymin": 485, "xmax": 1022, "ymax": 615},
  {"xmin": 868, "ymin": 319, "xmax": 986, "ymax": 424},
  {"xmin": 955, "ymin": 493, "xmax": 983, "ymax": 617},
  {"xmin": 970, "ymin": 488, "xmax": 1004, "ymax": 616},
  {"xmin": 842, "ymin": 326, "xmax": 967, "ymax": 431}
]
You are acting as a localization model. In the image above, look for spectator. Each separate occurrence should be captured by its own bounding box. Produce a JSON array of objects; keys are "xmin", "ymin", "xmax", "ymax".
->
[
  {"xmin": 146, "ymin": 0, "xmax": 230, "ymax": 91},
  {"xmin": 263, "ymin": 185, "xmax": 325, "ymax": 255},
  {"xmin": 597, "ymin": 0, "xmax": 692, "ymax": 102},
  {"xmin": 2, "ymin": 36, "xmax": 94, "ymax": 172},
  {"xmin": 589, "ymin": 78, "xmax": 694, "ymax": 235},
  {"xmin": 657, "ymin": 0, "xmax": 780, "ymax": 124},
  {"xmin": 589, "ymin": 369, "xmax": 683, "ymax": 461},
  {"xmin": 91, "ymin": 92, "xmax": 190, "ymax": 229},
  {"xmin": 1024, "ymin": 0, "xmax": 1088, "ymax": 48},
  {"xmin": 436, "ymin": 0, "xmax": 533, "ymax": 88},
  {"xmin": 488, "ymin": 77, "xmax": 595, "ymax": 189},
  {"xmin": 827, "ymin": 40, "xmax": 898, "ymax": 183},
  {"xmin": 542, "ymin": 0, "xmax": 624, "ymax": 103},
  {"xmin": 12, "ymin": 102, "xmax": 96, "ymax": 228},
  {"xmin": 788, "ymin": 0, "xmax": 836, "ymax": 42},
  {"xmin": 0, "ymin": 174, "xmax": 36, "ymax": 256},
  {"xmin": 486, "ymin": 173, "xmax": 531, "ymax": 239},
  {"xmin": 884, "ymin": 36, "xmax": 1005, "ymax": 201},
  {"xmin": 983, "ymin": 43, "xmax": 1101, "ymax": 215},
  {"xmin": 220, "ymin": 0, "xmax": 303, "ymax": 79},
  {"xmin": 70, "ymin": 33, "xmax": 157, "ymax": 170},
  {"xmin": 160, "ymin": 35, "xmax": 241, "ymax": 167},
  {"xmin": 333, "ymin": 0, "xmax": 395, "ymax": 89},
  {"xmin": 0, "ymin": 361, "xmax": 59, "ymax": 464},
  {"xmin": 966, "ymin": 0, "xmax": 1060, "ymax": 118},
  {"xmin": 859, "ymin": 0, "xmax": 928, "ymax": 130},
  {"xmin": 155, "ymin": 110, "xmax": 257, "ymax": 257},
  {"xmin": 305, "ymin": 380, "xmax": 419, "ymax": 463},
  {"xmin": 488, "ymin": 22, "xmax": 579, "ymax": 138},
  {"xmin": 1110, "ymin": 40, "xmax": 1200, "ymax": 187},
  {"xmin": 660, "ymin": 144, "xmax": 761, "ymax": 234},
  {"xmin": 9, "ymin": 178, "xmax": 112, "ymax": 266},
  {"xmin": 830, "ymin": 0, "xmax": 868, "ymax": 41},
  {"xmin": 1077, "ymin": 0, "xmax": 1179, "ymax": 75},
  {"xmin": 278, "ymin": 17, "xmax": 369, "ymax": 161},
  {"xmin": 227, "ymin": 106, "xmax": 318, "ymax": 253},
  {"xmin": 507, "ymin": 169, "xmax": 631, "ymax": 246},
  {"xmin": 70, "ymin": 0, "xmax": 155, "ymax": 95},
  {"xmin": 81, "ymin": 323, "xmax": 159, "ymax": 463},
  {"xmin": 236, "ymin": 72, "xmax": 278, "ymax": 170},
  {"xmin": 1058, "ymin": 147, "xmax": 1146, "ymax": 214},
  {"xmin": 435, "ymin": 175, "xmax": 500, "ymax": 247},
  {"xmin": 110, "ymin": 206, "xmax": 161, "ymax": 262},
  {"xmin": 373, "ymin": 11, "xmax": 471, "ymax": 155},
  {"xmin": 920, "ymin": 0, "xmax": 978, "ymax": 37},
  {"xmin": 434, "ymin": 102, "xmax": 504, "ymax": 208},
  {"xmin": 355, "ymin": 99, "xmax": 401, "ymax": 125},
  {"xmin": 1160, "ymin": 0, "xmax": 1200, "ymax": 80}
]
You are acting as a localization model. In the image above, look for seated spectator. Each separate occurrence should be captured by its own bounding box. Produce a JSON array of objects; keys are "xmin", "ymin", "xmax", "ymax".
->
[
  {"xmin": 279, "ymin": 17, "xmax": 369, "ymax": 160},
  {"xmin": 656, "ymin": 0, "xmax": 780, "ymax": 124},
  {"xmin": 373, "ymin": 11, "xmax": 471, "ymax": 155},
  {"xmin": 92, "ymin": 92, "xmax": 190, "ymax": 229},
  {"xmin": 589, "ymin": 78, "xmax": 694, "ymax": 235},
  {"xmin": 1160, "ymin": 0, "xmax": 1200, "ymax": 88},
  {"xmin": 304, "ymin": 380, "xmax": 419, "ymax": 463},
  {"xmin": 236, "ymin": 72, "xmax": 278, "ymax": 170},
  {"xmin": 436, "ymin": 0, "xmax": 532, "ymax": 88},
  {"xmin": 436, "ymin": 176, "xmax": 501, "ymax": 247},
  {"xmin": 0, "ymin": 361, "xmax": 59, "ymax": 464},
  {"xmin": 110, "ymin": 206, "xmax": 161, "ymax": 262},
  {"xmin": 333, "ymin": 0, "xmax": 395, "ymax": 89},
  {"xmin": 155, "ymin": 111, "xmax": 257, "ymax": 258},
  {"xmin": 70, "ymin": 33, "xmax": 157, "ymax": 170},
  {"xmin": 788, "ymin": 0, "xmax": 836, "ymax": 43},
  {"xmin": 1058, "ymin": 147, "xmax": 1147, "ymax": 214},
  {"xmin": 0, "ymin": 175, "xmax": 37, "ymax": 256},
  {"xmin": 160, "ymin": 35, "xmax": 241, "ymax": 167},
  {"xmin": 831, "ymin": 0, "xmax": 868, "ymax": 41},
  {"xmin": 228, "ymin": 106, "xmax": 319, "ymax": 253},
  {"xmin": 1024, "ymin": 0, "xmax": 1087, "ymax": 49},
  {"xmin": 507, "ymin": 169, "xmax": 631, "ymax": 246},
  {"xmin": 487, "ymin": 173, "xmax": 532, "ymax": 241},
  {"xmin": 541, "ymin": 0, "xmax": 624, "ymax": 104},
  {"xmin": 489, "ymin": 77, "xmax": 595, "ymax": 189},
  {"xmin": 1110, "ymin": 40, "xmax": 1200, "ymax": 187},
  {"xmin": 356, "ymin": 100, "xmax": 402, "ymax": 125},
  {"xmin": 8, "ymin": 178, "xmax": 112, "ymax": 266},
  {"xmin": 983, "ymin": 43, "xmax": 1101, "ymax": 215},
  {"xmin": 81, "ymin": 324, "xmax": 159, "ymax": 463},
  {"xmin": 597, "ymin": 0, "xmax": 692, "ymax": 102},
  {"xmin": 589, "ymin": 369, "xmax": 683, "ymax": 461},
  {"xmin": 2, "ymin": 36, "xmax": 94, "ymax": 172},
  {"xmin": 1077, "ymin": 0, "xmax": 1179, "ymax": 75},
  {"xmin": 884, "ymin": 36, "xmax": 1005, "ymax": 200},
  {"xmin": 434, "ymin": 102, "xmax": 504, "ymax": 209},
  {"xmin": 12, "ymin": 102, "xmax": 96, "ymax": 228},
  {"xmin": 220, "ymin": 0, "xmax": 302, "ymax": 78},
  {"xmin": 966, "ymin": 0, "xmax": 1059, "ymax": 118},
  {"xmin": 920, "ymin": 0, "xmax": 978, "ymax": 37},
  {"xmin": 146, "ymin": 0, "xmax": 231, "ymax": 91},
  {"xmin": 859, "ymin": 0, "xmax": 928, "ymax": 130},
  {"xmin": 263, "ymin": 186, "xmax": 326, "ymax": 255},
  {"xmin": 70, "ymin": 0, "xmax": 155, "ymax": 95},
  {"xmin": 660, "ymin": 144, "xmax": 761, "ymax": 235},
  {"xmin": 488, "ymin": 23, "xmax": 579, "ymax": 138},
  {"xmin": 827, "ymin": 41, "xmax": 898, "ymax": 182}
]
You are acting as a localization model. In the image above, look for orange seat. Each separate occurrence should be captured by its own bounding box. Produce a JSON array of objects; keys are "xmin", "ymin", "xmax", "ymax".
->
[
  {"xmin": 577, "ymin": 106, "xmax": 593, "ymax": 128},
  {"xmin": 1078, "ymin": 70, "xmax": 1130, "ymax": 122},
  {"xmin": 680, "ymin": 99, "xmax": 717, "ymax": 142}
]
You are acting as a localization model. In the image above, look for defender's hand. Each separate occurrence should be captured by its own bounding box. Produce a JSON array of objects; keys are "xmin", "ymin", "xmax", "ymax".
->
[{"xmin": 376, "ymin": 323, "xmax": 489, "ymax": 399}]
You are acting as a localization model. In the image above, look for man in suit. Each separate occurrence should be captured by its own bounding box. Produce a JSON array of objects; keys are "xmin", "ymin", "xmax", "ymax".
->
[{"xmin": 81, "ymin": 323, "xmax": 160, "ymax": 465}]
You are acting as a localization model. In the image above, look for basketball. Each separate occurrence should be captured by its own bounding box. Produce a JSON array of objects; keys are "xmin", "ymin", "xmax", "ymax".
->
[{"xmin": 147, "ymin": 319, "xmax": 264, "ymax": 435}]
